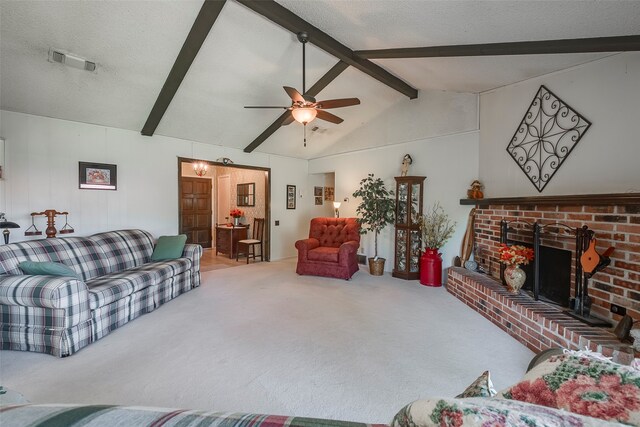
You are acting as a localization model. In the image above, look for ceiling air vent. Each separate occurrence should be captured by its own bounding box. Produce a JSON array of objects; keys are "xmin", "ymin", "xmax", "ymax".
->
[{"xmin": 48, "ymin": 48, "xmax": 97, "ymax": 73}]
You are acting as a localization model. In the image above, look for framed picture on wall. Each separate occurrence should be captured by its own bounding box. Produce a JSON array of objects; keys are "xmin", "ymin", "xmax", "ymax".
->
[
  {"xmin": 286, "ymin": 185, "xmax": 296, "ymax": 209},
  {"xmin": 324, "ymin": 186, "xmax": 334, "ymax": 201},
  {"xmin": 79, "ymin": 162, "xmax": 117, "ymax": 190},
  {"xmin": 314, "ymin": 186, "xmax": 323, "ymax": 197},
  {"xmin": 315, "ymin": 196, "xmax": 323, "ymax": 206}
]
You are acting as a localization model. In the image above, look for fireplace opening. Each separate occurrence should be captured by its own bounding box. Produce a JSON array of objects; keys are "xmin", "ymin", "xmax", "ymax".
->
[{"xmin": 521, "ymin": 245, "xmax": 572, "ymax": 307}]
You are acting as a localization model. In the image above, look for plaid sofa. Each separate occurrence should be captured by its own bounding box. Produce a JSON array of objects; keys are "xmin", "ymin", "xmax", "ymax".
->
[
  {"xmin": 1, "ymin": 404, "xmax": 388, "ymax": 427},
  {"xmin": 0, "ymin": 230, "xmax": 202, "ymax": 357}
]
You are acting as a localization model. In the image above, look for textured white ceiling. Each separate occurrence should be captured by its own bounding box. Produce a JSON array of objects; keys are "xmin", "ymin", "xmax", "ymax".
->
[{"xmin": 2, "ymin": 1, "xmax": 639, "ymax": 160}]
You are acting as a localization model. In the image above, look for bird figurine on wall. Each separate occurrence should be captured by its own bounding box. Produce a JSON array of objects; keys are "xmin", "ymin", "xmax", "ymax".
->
[{"xmin": 400, "ymin": 154, "xmax": 412, "ymax": 176}]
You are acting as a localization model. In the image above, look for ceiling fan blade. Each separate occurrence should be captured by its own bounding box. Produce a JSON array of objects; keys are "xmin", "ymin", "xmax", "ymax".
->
[
  {"xmin": 282, "ymin": 112, "xmax": 295, "ymax": 126},
  {"xmin": 315, "ymin": 98, "xmax": 361, "ymax": 109},
  {"xmin": 302, "ymin": 94, "xmax": 317, "ymax": 103},
  {"xmin": 316, "ymin": 110, "xmax": 344, "ymax": 124},
  {"xmin": 283, "ymin": 86, "xmax": 305, "ymax": 103},
  {"xmin": 244, "ymin": 106, "xmax": 290, "ymax": 109}
]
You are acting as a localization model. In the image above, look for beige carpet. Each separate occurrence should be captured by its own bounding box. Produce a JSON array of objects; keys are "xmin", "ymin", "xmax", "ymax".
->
[{"xmin": 0, "ymin": 259, "xmax": 533, "ymax": 423}]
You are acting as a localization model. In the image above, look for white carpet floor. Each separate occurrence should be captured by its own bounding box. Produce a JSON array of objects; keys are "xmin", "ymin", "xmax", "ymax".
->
[{"xmin": 0, "ymin": 259, "xmax": 533, "ymax": 423}]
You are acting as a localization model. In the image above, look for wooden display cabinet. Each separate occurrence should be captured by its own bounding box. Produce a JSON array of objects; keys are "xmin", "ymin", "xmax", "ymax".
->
[{"xmin": 392, "ymin": 176, "xmax": 425, "ymax": 280}]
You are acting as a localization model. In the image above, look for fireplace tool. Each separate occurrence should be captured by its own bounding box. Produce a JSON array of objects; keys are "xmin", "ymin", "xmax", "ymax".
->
[{"xmin": 570, "ymin": 226, "xmax": 613, "ymax": 327}]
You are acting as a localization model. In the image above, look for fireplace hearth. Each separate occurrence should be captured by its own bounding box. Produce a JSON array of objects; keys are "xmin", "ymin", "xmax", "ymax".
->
[{"xmin": 460, "ymin": 192, "xmax": 640, "ymax": 324}]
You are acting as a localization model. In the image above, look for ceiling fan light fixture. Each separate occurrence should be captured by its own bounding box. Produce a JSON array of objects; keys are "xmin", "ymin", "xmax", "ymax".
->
[{"xmin": 291, "ymin": 107, "xmax": 317, "ymax": 125}]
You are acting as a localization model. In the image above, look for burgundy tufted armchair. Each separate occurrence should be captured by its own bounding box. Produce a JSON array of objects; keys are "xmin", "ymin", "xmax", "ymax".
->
[{"xmin": 295, "ymin": 217, "xmax": 361, "ymax": 280}]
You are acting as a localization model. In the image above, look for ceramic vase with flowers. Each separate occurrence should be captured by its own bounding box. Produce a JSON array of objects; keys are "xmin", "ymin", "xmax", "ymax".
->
[
  {"xmin": 498, "ymin": 243, "xmax": 534, "ymax": 293},
  {"xmin": 230, "ymin": 209, "xmax": 243, "ymax": 227}
]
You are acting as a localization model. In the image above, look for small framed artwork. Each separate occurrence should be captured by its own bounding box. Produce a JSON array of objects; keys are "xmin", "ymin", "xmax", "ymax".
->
[
  {"xmin": 286, "ymin": 185, "xmax": 296, "ymax": 210},
  {"xmin": 79, "ymin": 162, "xmax": 117, "ymax": 190},
  {"xmin": 314, "ymin": 186, "xmax": 323, "ymax": 197},
  {"xmin": 315, "ymin": 196, "xmax": 323, "ymax": 206},
  {"xmin": 324, "ymin": 186, "xmax": 334, "ymax": 201}
]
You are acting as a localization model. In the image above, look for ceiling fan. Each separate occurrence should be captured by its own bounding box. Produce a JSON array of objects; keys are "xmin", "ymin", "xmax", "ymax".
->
[{"xmin": 244, "ymin": 32, "xmax": 360, "ymax": 146}]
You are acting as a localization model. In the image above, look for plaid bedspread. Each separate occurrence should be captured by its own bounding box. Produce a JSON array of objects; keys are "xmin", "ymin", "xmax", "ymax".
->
[
  {"xmin": 0, "ymin": 405, "xmax": 388, "ymax": 427},
  {"xmin": 0, "ymin": 230, "xmax": 202, "ymax": 357}
]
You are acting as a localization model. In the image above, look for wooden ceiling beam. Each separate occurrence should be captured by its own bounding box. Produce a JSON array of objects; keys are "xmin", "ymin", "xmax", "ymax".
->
[
  {"xmin": 356, "ymin": 35, "xmax": 640, "ymax": 59},
  {"xmin": 243, "ymin": 61, "xmax": 349, "ymax": 153},
  {"xmin": 141, "ymin": 0, "xmax": 227, "ymax": 136},
  {"xmin": 235, "ymin": 0, "xmax": 418, "ymax": 99}
]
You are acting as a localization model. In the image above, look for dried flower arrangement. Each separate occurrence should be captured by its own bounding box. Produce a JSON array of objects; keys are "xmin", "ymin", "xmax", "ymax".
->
[{"xmin": 418, "ymin": 203, "xmax": 456, "ymax": 249}]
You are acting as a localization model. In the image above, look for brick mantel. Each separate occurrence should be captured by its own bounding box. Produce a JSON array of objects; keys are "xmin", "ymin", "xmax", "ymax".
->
[{"xmin": 460, "ymin": 193, "xmax": 640, "ymax": 207}]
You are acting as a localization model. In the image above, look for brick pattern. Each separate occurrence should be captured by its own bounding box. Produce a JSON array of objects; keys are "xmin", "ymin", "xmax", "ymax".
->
[
  {"xmin": 473, "ymin": 204, "xmax": 640, "ymax": 323},
  {"xmin": 447, "ymin": 267, "xmax": 634, "ymax": 364}
]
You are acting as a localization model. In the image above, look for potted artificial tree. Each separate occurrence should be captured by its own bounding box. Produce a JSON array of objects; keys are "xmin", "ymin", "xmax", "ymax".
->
[{"xmin": 353, "ymin": 173, "xmax": 395, "ymax": 275}]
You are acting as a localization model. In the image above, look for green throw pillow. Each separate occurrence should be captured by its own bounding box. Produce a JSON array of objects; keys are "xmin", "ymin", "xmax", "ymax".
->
[
  {"xmin": 19, "ymin": 261, "xmax": 79, "ymax": 278},
  {"xmin": 151, "ymin": 235, "xmax": 187, "ymax": 261}
]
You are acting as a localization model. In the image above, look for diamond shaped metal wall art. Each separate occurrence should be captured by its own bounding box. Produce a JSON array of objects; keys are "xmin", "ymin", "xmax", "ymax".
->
[{"xmin": 506, "ymin": 85, "xmax": 591, "ymax": 192}]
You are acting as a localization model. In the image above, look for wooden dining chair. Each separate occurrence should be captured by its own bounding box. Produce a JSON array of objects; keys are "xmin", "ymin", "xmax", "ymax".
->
[{"xmin": 236, "ymin": 218, "xmax": 265, "ymax": 264}]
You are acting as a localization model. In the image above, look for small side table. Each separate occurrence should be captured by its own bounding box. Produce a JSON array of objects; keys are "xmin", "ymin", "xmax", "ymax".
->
[{"xmin": 215, "ymin": 225, "xmax": 248, "ymax": 259}]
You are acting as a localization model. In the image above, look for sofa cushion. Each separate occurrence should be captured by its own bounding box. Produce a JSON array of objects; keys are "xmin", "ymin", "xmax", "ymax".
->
[
  {"xmin": 85, "ymin": 259, "xmax": 192, "ymax": 309},
  {"xmin": 151, "ymin": 235, "xmax": 187, "ymax": 261},
  {"xmin": 498, "ymin": 352, "xmax": 640, "ymax": 425},
  {"xmin": 19, "ymin": 261, "xmax": 79, "ymax": 279},
  {"xmin": 0, "ymin": 237, "xmax": 110, "ymax": 281},
  {"xmin": 86, "ymin": 269, "xmax": 157, "ymax": 310},
  {"xmin": 308, "ymin": 247, "xmax": 339, "ymax": 263},
  {"xmin": 89, "ymin": 229, "xmax": 155, "ymax": 273},
  {"xmin": 132, "ymin": 258, "xmax": 192, "ymax": 283},
  {"xmin": 391, "ymin": 397, "xmax": 619, "ymax": 427}
]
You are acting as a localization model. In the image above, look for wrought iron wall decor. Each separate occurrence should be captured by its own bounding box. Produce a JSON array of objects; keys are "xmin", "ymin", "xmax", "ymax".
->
[{"xmin": 506, "ymin": 85, "xmax": 591, "ymax": 192}]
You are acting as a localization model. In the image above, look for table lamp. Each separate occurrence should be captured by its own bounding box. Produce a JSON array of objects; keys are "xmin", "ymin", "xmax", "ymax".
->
[{"xmin": 0, "ymin": 213, "xmax": 20, "ymax": 244}]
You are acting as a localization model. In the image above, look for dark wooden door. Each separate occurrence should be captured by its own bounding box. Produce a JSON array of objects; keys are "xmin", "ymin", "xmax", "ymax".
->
[{"xmin": 180, "ymin": 177, "xmax": 212, "ymax": 248}]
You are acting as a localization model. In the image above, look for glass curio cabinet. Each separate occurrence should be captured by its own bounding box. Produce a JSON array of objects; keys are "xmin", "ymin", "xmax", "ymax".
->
[{"xmin": 393, "ymin": 176, "xmax": 426, "ymax": 280}]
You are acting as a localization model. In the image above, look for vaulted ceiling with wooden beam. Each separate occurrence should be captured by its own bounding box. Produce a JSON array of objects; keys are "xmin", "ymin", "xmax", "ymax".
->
[{"xmin": 2, "ymin": 0, "xmax": 640, "ymax": 160}]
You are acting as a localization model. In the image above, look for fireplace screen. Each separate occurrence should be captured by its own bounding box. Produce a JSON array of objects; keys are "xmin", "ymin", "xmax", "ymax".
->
[{"xmin": 521, "ymin": 245, "xmax": 572, "ymax": 307}]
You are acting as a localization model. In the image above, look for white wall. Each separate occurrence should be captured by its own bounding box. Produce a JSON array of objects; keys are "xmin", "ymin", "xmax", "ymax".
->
[
  {"xmin": 309, "ymin": 131, "xmax": 479, "ymax": 271},
  {"xmin": 0, "ymin": 110, "xmax": 311, "ymax": 260},
  {"xmin": 309, "ymin": 89, "xmax": 479, "ymax": 272},
  {"xmin": 479, "ymin": 53, "xmax": 640, "ymax": 197}
]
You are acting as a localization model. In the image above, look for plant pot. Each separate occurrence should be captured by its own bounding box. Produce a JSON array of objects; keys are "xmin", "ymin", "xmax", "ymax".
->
[
  {"xmin": 233, "ymin": 217, "xmax": 240, "ymax": 227},
  {"xmin": 368, "ymin": 257, "xmax": 385, "ymax": 276},
  {"xmin": 420, "ymin": 248, "xmax": 443, "ymax": 287},
  {"xmin": 504, "ymin": 265, "xmax": 526, "ymax": 293}
]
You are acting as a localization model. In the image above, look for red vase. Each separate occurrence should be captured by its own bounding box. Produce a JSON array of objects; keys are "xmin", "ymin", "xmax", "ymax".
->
[{"xmin": 420, "ymin": 248, "xmax": 443, "ymax": 287}]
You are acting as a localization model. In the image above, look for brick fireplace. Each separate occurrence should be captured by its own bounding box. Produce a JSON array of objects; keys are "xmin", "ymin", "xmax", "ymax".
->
[{"xmin": 446, "ymin": 193, "xmax": 640, "ymax": 360}]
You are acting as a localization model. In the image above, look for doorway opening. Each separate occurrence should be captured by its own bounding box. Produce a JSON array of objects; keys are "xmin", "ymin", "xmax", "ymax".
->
[{"xmin": 178, "ymin": 157, "xmax": 270, "ymax": 263}]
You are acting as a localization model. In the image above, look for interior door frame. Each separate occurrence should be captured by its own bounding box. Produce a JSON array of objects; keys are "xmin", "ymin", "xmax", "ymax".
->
[{"xmin": 177, "ymin": 157, "xmax": 271, "ymax": 261}]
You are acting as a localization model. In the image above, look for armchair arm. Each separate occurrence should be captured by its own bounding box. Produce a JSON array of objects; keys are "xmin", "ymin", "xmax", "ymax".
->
[
  {"xmin": 295, "ymin": 238, "xmax": 320, "ymax": 261},
  {"xmin": 0, "ymin": 275, "xmax": 88, "ymax": 309},
  {"xmin": 338, "ymin": 241, "xmax": 359, "ymax": 265}
]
